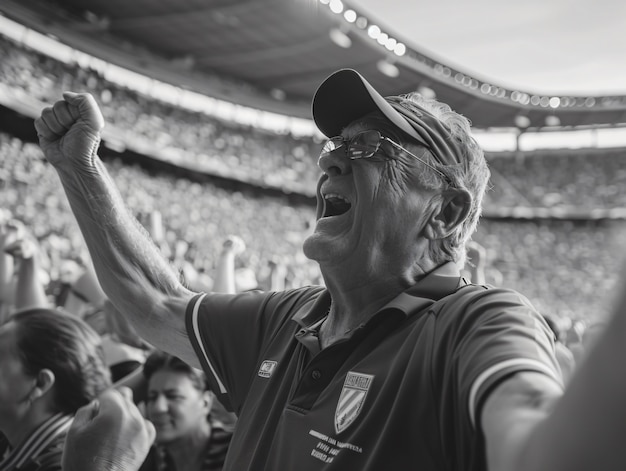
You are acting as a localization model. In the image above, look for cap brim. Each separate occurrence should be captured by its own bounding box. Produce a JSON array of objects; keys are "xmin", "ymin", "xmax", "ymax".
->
[{"xmin": 312, "ymin": 68, "xmax": 420, "ymax": 141}]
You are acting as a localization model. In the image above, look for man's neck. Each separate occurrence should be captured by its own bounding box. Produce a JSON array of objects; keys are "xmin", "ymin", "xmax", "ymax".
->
[{"xmin": 318, "ymin": 258, "xmax": 443, "ymax": 348}]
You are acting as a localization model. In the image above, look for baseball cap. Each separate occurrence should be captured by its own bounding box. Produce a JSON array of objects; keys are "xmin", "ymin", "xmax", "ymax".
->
[{"xmin": 312, "ymin": 68, "xmax": 464, "ymax": 168}]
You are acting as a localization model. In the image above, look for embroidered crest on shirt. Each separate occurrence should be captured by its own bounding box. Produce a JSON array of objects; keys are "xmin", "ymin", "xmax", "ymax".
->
[
  {"xmin": 335, "ymin": 371, "xmax": 374, "ymax": 434},
  {"xmin": 258, "ymin": 360, "xmax": 278, "ymax": 378}
]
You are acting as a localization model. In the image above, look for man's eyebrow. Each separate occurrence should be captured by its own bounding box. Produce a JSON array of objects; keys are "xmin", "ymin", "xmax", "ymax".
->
[
  {"xmin": 342, "ymin": 119, "xmax": 399, "ymax": 138},
  {"xmin": 148, "ymin": 387, "xmax": 182, "ymax": 395}
]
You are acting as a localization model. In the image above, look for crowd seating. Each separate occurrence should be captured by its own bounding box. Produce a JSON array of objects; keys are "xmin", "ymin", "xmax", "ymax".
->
[
  {"xmin": 2, "ymin": 34, "xmax": 626, "ymax": 323},
  {"xmin": 485, "ymin": 149, "xmax": 626, "ymax": 209},
  {"xmin": 0, "ymin": 34, "xmax": 323, "ymax": 196},
  {"xmin": 3, "ymin": 131, "xmax": 625, "ymax": 321},
  {"xmin": 0, "ymin": 132, "xmax": 321, "ymax": 288},
  {"xmin": 474, "ymin": 218, "xmax": 625, "ymax": 319},
  {"xmin": 3, "ymin": 34, "xmax": 626, "ymax": 209}
]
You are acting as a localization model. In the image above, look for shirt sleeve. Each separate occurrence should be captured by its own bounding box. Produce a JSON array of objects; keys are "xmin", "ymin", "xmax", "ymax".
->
[
  {"xmin": 185, "ymin": 288, "xmax": 319, "ymax": 413},
  {"xmin": 433, "ymin": 286, "xmax": 563, "ymax": 433}
]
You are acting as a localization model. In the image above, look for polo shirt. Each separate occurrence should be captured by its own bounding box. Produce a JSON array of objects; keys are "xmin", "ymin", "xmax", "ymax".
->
[
  {"xmin": 0, "ymin": 413, "xmax": 71, "ymax": 471},
  {"xmin": 186, "ymin": 262, "xmax": 562, "ymax": 470}
]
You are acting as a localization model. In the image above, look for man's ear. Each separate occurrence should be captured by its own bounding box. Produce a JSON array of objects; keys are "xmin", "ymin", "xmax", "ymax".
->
[
  {"xmin": 202, "ymin": 390, "xmax": 214, "ymax": 413},
  {"xmin": 29, "ymin": 369, "xmax": 56, "ymax": 402},
  {"xmin": 424, "ymin": 188, "xmax": 472, "ymax": 240}
]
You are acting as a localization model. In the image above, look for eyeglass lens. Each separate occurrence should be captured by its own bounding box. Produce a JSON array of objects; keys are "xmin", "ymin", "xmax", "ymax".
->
[{"xmin": 321, "ymin": 130, "xmax": 382, "ymax": 159}]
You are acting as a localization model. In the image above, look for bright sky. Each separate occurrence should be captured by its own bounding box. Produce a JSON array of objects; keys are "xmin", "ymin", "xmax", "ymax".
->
[{"xmin": 355, "ymin": 0, "xmax": 626, "ymax": 96}]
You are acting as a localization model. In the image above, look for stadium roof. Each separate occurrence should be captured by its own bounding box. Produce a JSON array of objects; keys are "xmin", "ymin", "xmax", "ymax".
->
[{"xmin": 3, "ymin": 0, "xmax": 626, "ymax": 130}]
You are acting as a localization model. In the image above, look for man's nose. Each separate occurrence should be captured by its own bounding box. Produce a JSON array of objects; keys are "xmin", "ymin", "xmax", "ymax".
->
[
  {"xmin": 151, "ymin": 394, "xmax": 168, "ymax": 412},
  {"xmin": 317, "ymin": 148, "xmax": 352, "ymax": 177}
]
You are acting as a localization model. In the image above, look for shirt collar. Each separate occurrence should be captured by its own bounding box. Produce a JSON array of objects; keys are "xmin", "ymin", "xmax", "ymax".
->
[
  {"xmin": 292, "ymin": 262, "xmax": 465, "ymax": 330},
  {"xmin": 383, "ymin": 261, "xmax": 466, "ymax": 315},
  {"xmin": 292, "ymin": 289, "xmax": 331, "ymax": 330},
  {"xmin": 0, "ymin": 413, "xmax": 72, "ymax": 471}
]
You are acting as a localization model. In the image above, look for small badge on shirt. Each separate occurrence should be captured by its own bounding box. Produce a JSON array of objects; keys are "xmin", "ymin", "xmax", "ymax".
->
[
  {"xmin": 258, "ymin": 360, "xmax": 278, "ymax": 378},
  {"xmin": 335, "ymin": 371, "xmax": 374, "ymax": 434}
]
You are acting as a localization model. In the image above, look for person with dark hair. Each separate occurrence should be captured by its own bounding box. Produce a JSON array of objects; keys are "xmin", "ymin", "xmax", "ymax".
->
[
  {"xmin": 36, "ymin": 69, "xmax": 626, "ymax": 471},
  {"xmin": 139, "ymin": 351, "xmax": 232, "ymax": 471},
  {"xmin": 0, "ymin": 307, "xmax": 112, "ymax": 471}
]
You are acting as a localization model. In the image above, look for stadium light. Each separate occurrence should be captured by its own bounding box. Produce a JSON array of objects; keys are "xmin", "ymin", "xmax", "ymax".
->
[
  {"xmin": 393, "ymin": 42, "xmax": 406, "ymax": 56},
  {"xmin": 377, "ymin": 59, "xmax": 400, "ymax": 78},
  {"xmin": 343, "ymin": 10, "xmax": 357, "ymax": 22},
  {"xmin": 367, "ymin": 24, "xmax": 381, "ymax": 39},
  {"xmin": 329, "ymin": 0, "xmax": 344, "ymax": 14},
  {"xmin": 329, "ymin": 27, "xmax": 352, "ymax": 48}
]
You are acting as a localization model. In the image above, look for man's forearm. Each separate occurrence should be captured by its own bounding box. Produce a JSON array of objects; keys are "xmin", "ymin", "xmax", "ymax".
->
[
  {"xmin": 54, "ymin": 156, "xmax": 188, "ymax": 327},
  {"xmin": 519, "ymin": 267, "xmax": 626, "ymax": 471}
]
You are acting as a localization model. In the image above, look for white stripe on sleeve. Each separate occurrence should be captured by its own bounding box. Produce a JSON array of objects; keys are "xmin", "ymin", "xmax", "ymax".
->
[
  {"xmin": 468, "ymin": 358, "xmax": 563, "ymax": 428},
  {"xmin": 191, "ymin": 294, "xmax": 227, "ymax": 394}
]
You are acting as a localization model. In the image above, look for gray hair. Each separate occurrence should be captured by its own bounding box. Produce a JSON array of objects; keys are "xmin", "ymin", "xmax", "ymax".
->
[{"xmin": 394, "ymin": 92, "xmax": 491, "ymax": 265}]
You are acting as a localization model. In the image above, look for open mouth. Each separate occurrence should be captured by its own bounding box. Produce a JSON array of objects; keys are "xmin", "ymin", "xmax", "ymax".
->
[{"xmin": 323, "ymin": 193, "xmax": 352, "ymax": 218}]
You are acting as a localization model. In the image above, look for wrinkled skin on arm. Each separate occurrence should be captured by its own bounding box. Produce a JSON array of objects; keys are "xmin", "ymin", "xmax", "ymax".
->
[{"xmin": 35, "ymin": 92, "xmax": 198, "ymax": 366}]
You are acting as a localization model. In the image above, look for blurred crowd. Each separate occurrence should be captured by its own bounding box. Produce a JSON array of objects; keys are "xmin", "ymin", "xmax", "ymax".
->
[
  {"xmin": 3, "ymin": 34, "xmax": 626, "ymax": 208},
  {"xmin": 487, "ymin": 149, "xmax": 626, "ymax": 208},
  {"xmin": 0, "ymin": 131, "xmax": 322, "ymax": 300},
  {"xmin": 0, "ymin": 34, "xmax": 322, "ymax": 195},
  {"xmin": 2, "ymin": 29, "xmax": 626, "ymax": 323}
]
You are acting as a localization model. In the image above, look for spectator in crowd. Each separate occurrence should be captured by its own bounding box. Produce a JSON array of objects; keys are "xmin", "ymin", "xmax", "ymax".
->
[
  {"xmin": 139, "ymin": 351, "xmax": 232, "ymax": 471},
  {"xmin": 57, "ymin": 261, "xmax": 107, "ymax": 317},
  {"xmin": 0, "ymin": 218, "xmax": 49, "ymax": 315},
  {"xmin": 36, "ymin": 68, "xmax": 626, "ymax": 471},
  {"xmin": 0, "ymin": 210, "xmax": 17, "ymax": 322},
  {"xmin": 0, "ymin": 307, "xmax": 111, "ymax": 471},
  {"xmin": 86, "ymin": 298, "xmax": 151, "ymax": 383},
  {"xmin": 45, "ymin": 258, "xmax": 83, "ymax": 310},
  {"xmin": 564, "ymin": 319, "xmax": 587, "ymax": 364},
  {"xmin": 462, "ymin": 240, "xmax": 487, "ymax": 284},
  {"xmin": 212, "ymin": 236, "xmax": 246, "ymax": 294},
  {"xmin": 542, "ymin": 314, "xmax": 576, "ymax": 384},
  {"xmin": 581, "ymin": 320, "xmax": 607, "ymax": 350}
]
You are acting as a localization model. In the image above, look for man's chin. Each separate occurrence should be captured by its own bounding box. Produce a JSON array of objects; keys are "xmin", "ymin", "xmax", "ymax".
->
[
  {"xmin": 302, "ymin": 234, "xmax": 321, "ymax": 262},
  {"xmin": 302, "ymin": 233, "xmax": 342, "ymax": 264}
]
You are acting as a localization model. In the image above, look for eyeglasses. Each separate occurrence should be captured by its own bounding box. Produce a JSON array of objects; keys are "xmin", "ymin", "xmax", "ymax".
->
[{"xmin": 321, "ymin": 129, "xmax": 453, "ymax": 186}]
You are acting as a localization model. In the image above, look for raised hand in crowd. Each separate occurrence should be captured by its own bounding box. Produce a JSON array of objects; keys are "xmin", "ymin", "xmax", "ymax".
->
[
  {"xmin": 63, "ymin": 387, "xmax": 155, "ymax": 471},
  {"xmin": 464, "ymin": 240, "xmax": 487, "ymax": 285},
  {"xmin": 213, "ymin": 235, "xmax": 246, "ymax": 294},
  {"xmin": 1, "ymin": 218, "xmax": 50, "ymax": 312}
]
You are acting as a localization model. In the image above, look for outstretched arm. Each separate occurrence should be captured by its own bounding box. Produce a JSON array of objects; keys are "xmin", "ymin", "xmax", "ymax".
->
[
  {"xmin": 481, "ymin": 259, "xmax": 626, "ymax": 471},
  {"xmin": 35, "ymin": 92, "xmax": 197, "ymax": 366}
]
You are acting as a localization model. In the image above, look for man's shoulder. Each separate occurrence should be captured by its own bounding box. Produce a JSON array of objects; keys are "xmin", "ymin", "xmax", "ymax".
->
[
  {"xmin": 441, "ymin": 283, "xmax": 535, "ymax": 311},
  {"xmin": 431, "ymin": 283, "xmax": 541, "ymax": 333},
  {"xmin": 16, "ymin": 435, "xmax": 65, "ymax": 471},
  {"xmin": 265, "ymin": 285, "xmax": 327, "ymax": 316}
]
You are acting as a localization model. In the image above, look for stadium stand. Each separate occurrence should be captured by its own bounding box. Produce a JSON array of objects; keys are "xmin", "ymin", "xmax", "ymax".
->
[{"xmin": 1, "ymin": 31, "xmax": 626, "ymax": 324}]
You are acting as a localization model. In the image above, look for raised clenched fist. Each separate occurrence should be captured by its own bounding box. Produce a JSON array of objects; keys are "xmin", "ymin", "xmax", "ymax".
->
[{"xmin": 34, "ymin": 92, "xmax": 105, "ymax": 171}]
